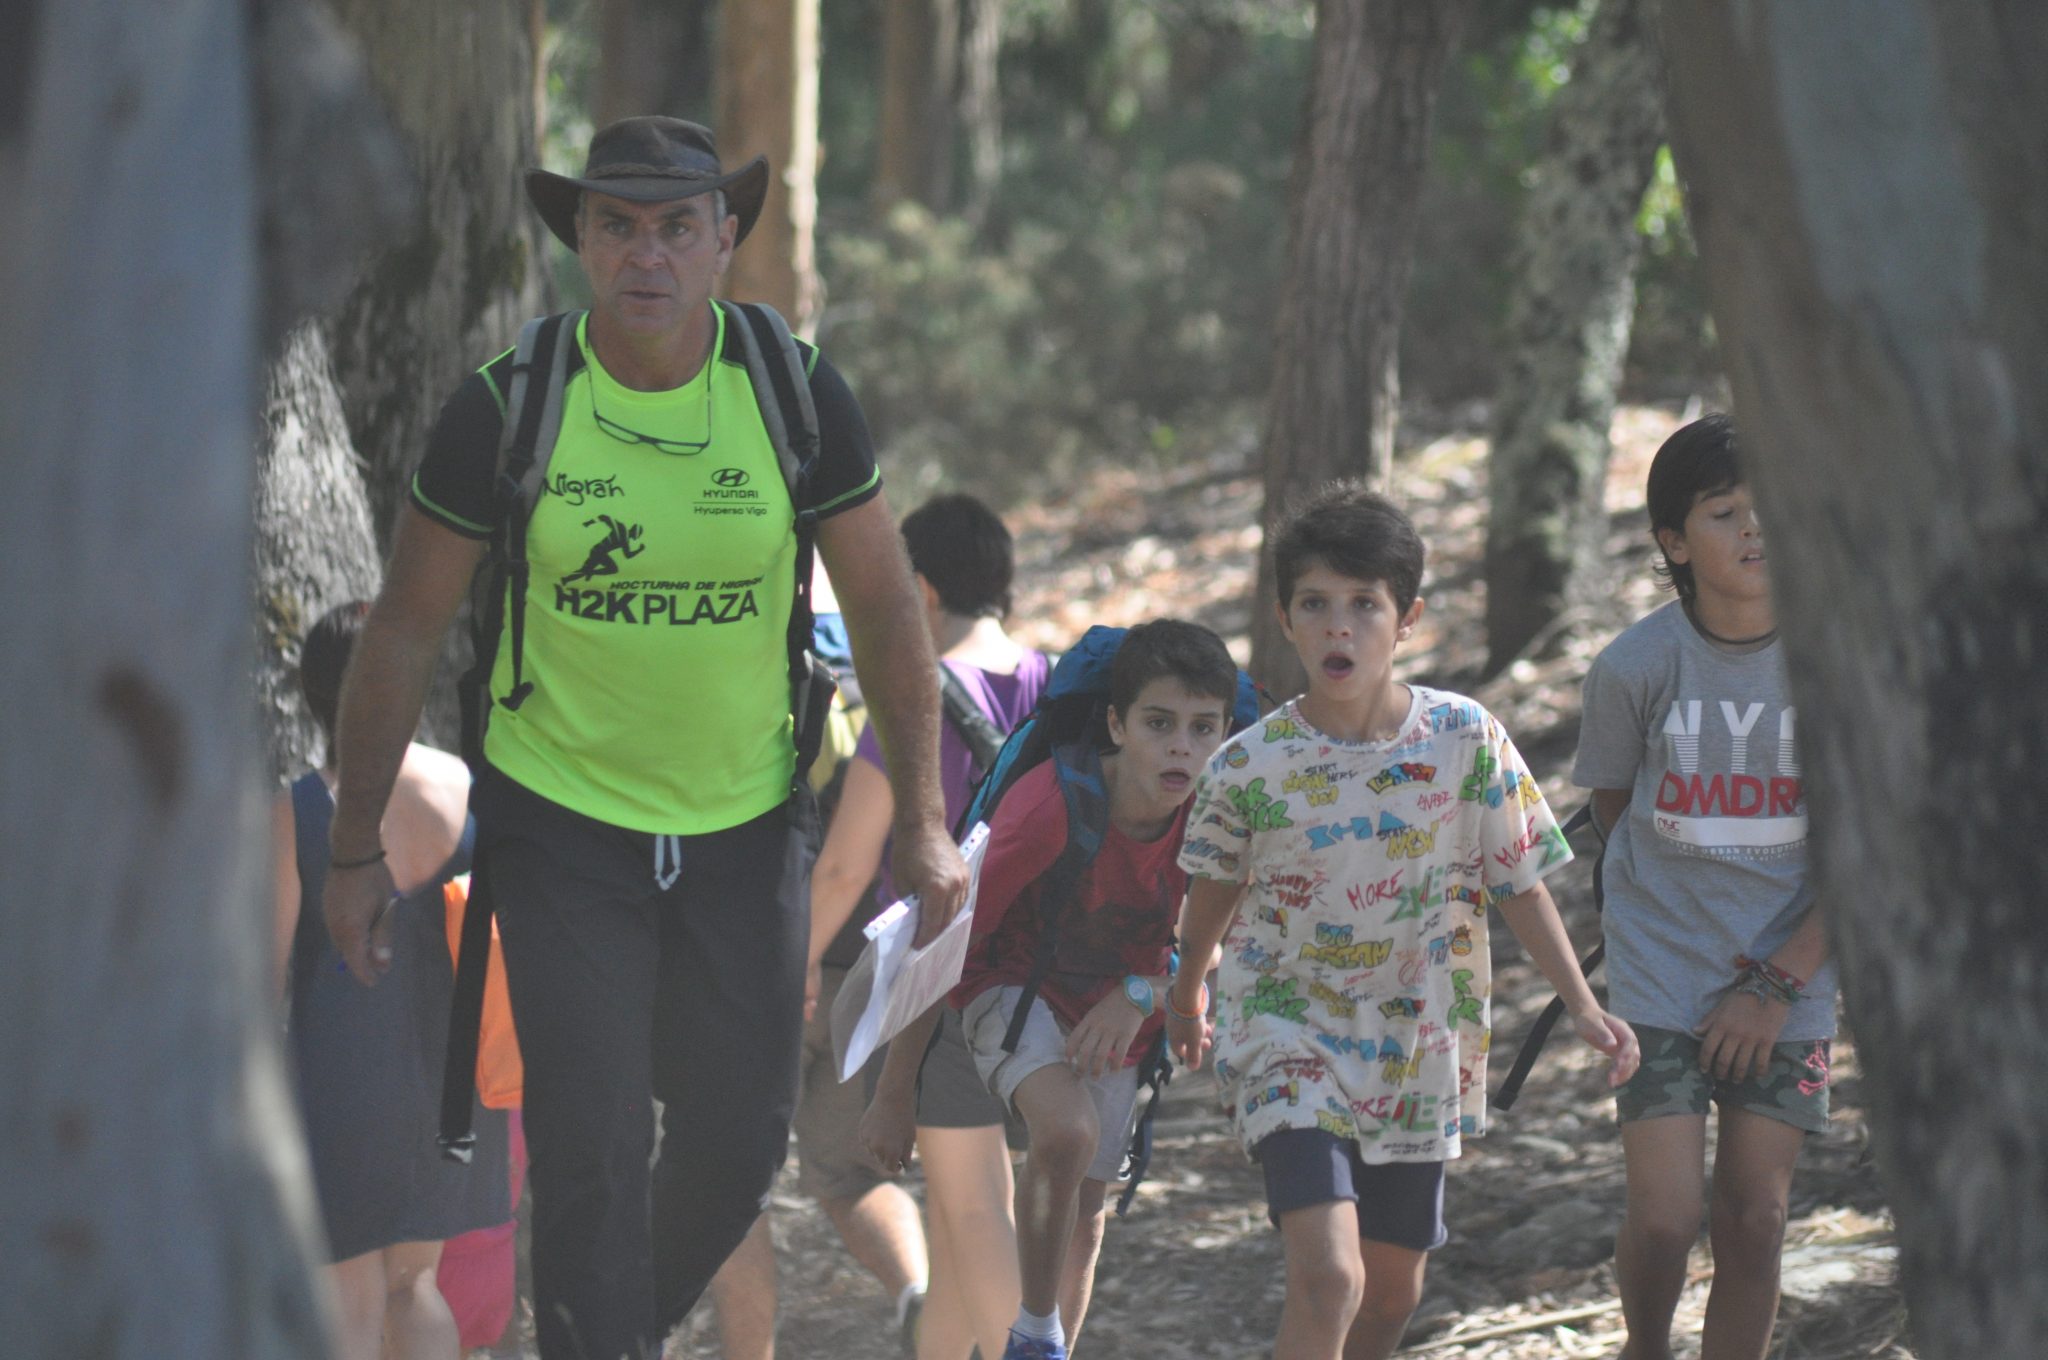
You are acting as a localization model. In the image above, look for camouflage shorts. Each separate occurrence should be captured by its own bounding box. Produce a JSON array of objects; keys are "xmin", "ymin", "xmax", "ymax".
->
[{"xmin": 1615, "ymin": 1025, "xmax": 1832, "ymax": 1134}]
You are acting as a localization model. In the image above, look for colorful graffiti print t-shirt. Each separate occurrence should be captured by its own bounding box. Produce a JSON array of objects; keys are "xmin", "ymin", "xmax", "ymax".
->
[
  {"xmin": 1573, "ymin": 602, "xmax": 1835, "ymax": 1040},
  {"xmin": 1178, "ymin": 690, "xmax": 1572, "ymax": 1163}
]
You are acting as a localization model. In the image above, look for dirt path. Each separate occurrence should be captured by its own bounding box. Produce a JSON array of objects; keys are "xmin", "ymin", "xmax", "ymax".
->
[{"xmin": 649, "ymin": 407, "xmax": 1912, "ymax": 1359}]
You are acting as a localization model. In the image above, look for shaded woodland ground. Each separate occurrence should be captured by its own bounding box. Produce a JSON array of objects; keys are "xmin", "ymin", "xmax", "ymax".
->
[{"xmin": 645, "ymin": 404, "xmax": 1910, "ymax": 1360}]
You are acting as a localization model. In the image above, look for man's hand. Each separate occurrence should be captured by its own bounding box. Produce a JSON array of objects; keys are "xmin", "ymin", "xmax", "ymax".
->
[
  {"xmin": 324, "ymin": 859, "xmax": 399, "ymax": 986},
  {"xmin": 895, "ymin": 820, "xmax": 970, "ymax": 948},
  {"xmin": 1696, "ymin": 989, "xmax": 1789, "ymax": 1082},
  {"xmin": 859, "ymin": 1086, "xmax": 918, "ymax": 1175},
  {"xmin": 1066, "ymin": 989, "xmax": 1146, "ymax": 1080},
  {"xmin": 1570, "ymin": 1005, "xmax": 1641, "ymax": 1087}
]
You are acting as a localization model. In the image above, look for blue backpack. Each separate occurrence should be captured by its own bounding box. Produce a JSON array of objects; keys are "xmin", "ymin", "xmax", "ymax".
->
[{"xmin": 958, "ymin": 624, "xmax": 1266, "ymax": 1211}]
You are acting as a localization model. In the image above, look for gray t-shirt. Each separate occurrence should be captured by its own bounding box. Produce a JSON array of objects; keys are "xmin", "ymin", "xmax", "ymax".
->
[{"xmin": 1573, "ymin": 602, "xmax": 1836, "ymax": 1039}]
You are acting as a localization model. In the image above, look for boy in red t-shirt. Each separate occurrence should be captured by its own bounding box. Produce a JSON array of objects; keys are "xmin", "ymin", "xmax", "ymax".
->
[{"xmin": 952, "ymin": 619, "xmax": 1238, "ymax": 1360}]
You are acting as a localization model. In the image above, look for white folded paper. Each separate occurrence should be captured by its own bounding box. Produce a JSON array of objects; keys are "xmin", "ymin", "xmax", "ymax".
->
[{"xmin": 831, "ymin": 822, "xmax": 991, "ymax": 1083}]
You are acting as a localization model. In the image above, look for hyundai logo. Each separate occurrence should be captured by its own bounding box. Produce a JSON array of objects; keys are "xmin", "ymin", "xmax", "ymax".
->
[{"xmin": 713, "ymin": 468, "xmax": 750, "ymax": 488}]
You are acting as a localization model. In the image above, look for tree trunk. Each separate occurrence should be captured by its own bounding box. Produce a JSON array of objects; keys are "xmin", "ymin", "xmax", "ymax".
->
[
  {"xmin": 1247, "ymin": 0, "xmax": 1472, "ymax": 695},
  {"xmin": 873, "ymin": 0, "xmax": 962, "ymax": 214},
  {"xmin": 718, "ymin": 0, "xmax": 824, "ymax": 334},
  {"xmin": 0, "ymin": 1, "xmax": 402, "ymax": 1353},
  {"xmin": 319, "ymin": 0, "xmax": 551, "ymax": 547},
  {"xmin": 957, "ymin": 0, "xmax": 1004, "ymax": 226},
  {"xmin": 254, "ymin": 324, "xmax": 385, "ymax": 782},
  {"xmin": 1481, "ymin": 0, "xmax": 1665, "ymax": 675},
  {"xmin": 598, "ymin": 0, "xmax": 716, "ymax": 125},
  {"xmin": 1662, "ymin": 5, "xmax": 2048, "ymax": 1355}
]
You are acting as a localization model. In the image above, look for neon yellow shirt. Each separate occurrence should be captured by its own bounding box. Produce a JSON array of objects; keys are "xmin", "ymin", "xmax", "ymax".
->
[{"xmin": 412, "ymin": 305, "xmax": 881, "ymax": 832}]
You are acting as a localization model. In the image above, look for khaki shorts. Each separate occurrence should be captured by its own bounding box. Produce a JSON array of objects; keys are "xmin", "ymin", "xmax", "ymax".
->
[
  {"xmin": 962, "ymin": 986, "xmax": 1140, "ymax": 1184},
  {"xmin": 791, "ymin": 965, "xmax": 892, "ymax": 1202},
  {"xmin": 1616, "ymin": 1023, "xmax": 1832, "ymax": 1134}
]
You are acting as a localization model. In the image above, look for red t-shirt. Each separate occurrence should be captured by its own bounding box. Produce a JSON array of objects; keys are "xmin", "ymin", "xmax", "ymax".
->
[{"xmin": 951, "ymin": 760, "xmax": 1190, "ymax": 1062}]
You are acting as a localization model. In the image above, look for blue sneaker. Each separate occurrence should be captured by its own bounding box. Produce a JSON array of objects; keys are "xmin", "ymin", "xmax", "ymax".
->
[{"xmin": 1001, "ymin": 1330, "xmax": 1068, "ymax": 1360}]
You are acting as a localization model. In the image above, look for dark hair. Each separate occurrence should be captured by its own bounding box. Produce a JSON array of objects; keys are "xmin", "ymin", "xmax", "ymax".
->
[
  {"xmin": 298, "ymin": 601, "xmax": 371, "ymax": 741},
  {"xmin": 901, "ymin": 493, "xmax": 1015, "ymax": 618},
  {"xmin": 1271, "ymin": 481, "xmax": 1425, "ymax": 614},
  {"xmin": 1109, "ymin": 619, "xmax": 1238, "ymax": 721},
  {"xmin": 1646, "ymin": 413, "xmax": 1743, "ymax": 605}
]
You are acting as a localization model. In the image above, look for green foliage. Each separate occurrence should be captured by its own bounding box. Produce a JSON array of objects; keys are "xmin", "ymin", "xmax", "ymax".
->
[{"xmin": 535, "ymin": 0, "xmax": 1716, "ymax": 495}]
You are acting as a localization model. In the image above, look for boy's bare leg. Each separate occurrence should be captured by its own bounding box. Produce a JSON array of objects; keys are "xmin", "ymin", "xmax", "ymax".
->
[
  {"xmin": 1617, "ymin": 1115, "xmax": 1709, "ymax": 1360},
  {"xmin": 1275, "ymin": 1201, "xmax": 1365, "ymax": 1360},
  {"xmin": 1340, "ymin": 1238, "xmax": 1427, "ymax": 1360},
  {"xmin": 1056, "ymin": 1178, "xmax": 1110, "ymax": 1349},
  {"xmin": 918, "ymin": 1124, "xmax": 1021, "ymax": 1360},
  {"xmin": 1011, "ymin": 1063, "xmax": 1104, "ymax": 1323},
  {"xmin": 1700, "ymin": 1108, "xmax": 1805, "ymax": 1360},
  {"xmin": 820, "ymin": 1182, "xmax": 929, "ymax": 1303},
  {"xmin": 707, "ymin": 1215, "xmax": 776, "ymax": 1360}
]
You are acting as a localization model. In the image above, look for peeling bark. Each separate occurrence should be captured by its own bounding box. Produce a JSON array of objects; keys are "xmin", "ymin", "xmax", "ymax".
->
[
  {"xmin": 1482, "ymin": 0, "xmax": 1665, "ymax": 675},
  {"xmin": 1248, "ymin": 0, "xmax": 1472, "ymax": 694},
  {"xmin": 253, "ymin": 324, "xmax": 385, "ymax": 782},
  {"xmin": 319, "ymin": 0, "xmax": 550, "ymax": 545},
  {"xmin": 1663, "ymin": 4, "xmax": 2048, "ymax": 1354}
]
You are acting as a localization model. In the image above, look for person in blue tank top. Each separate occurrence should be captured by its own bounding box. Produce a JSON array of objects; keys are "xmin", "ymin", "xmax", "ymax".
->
[{"xmin": 274, "ymin": 601, "xmax": 510, "ymax": 1360}]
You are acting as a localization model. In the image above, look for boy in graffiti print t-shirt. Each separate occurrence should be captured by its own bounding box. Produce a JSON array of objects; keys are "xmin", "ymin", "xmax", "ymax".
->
[
  {"xmin": 1167, "ymin": 484, "xmax": 1638, "ymax": 1360},
  {"xmin": 1573, "ymin": 415, "xmax": 1837, "ymax": 1360}
]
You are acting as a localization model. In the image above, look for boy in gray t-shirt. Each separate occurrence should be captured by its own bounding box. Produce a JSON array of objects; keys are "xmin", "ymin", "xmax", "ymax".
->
[{"xmin": 1573, "ymin": 414, "xmax": 1836, "ymax": 1360}]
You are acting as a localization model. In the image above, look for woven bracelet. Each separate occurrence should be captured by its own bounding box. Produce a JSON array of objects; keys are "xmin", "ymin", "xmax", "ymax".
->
[
  {"xmin": 1164, "ymin": 982, "xmax": 1209, "ymax": 1023},
  {"xmin": 329, "ymin": 847, "xmax": 388, "ymax": 871}
]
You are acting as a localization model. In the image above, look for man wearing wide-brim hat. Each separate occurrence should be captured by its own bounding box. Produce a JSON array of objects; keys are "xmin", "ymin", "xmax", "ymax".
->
[{"xmin": 321, "ymin": 116, "xmax": 968, "ymax": 1360}]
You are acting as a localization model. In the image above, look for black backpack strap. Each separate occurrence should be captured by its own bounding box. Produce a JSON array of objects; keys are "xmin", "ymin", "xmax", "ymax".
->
[
  {"xmin": 939, "ymin": 664, "xmax": 1008, "ymax": 779},
  {"xmin": 1000, "ymin": 740, "xmax": 1110, "ymax": 1054},
  {"xmin": 1494, "ymin": 804, "xmax": 1607, "ymax": 1111},
  {"xmin": 457, "ymin": 311, "xmax": 579, "ymax": 767},
  {"xmin": 1115, "ymin": 1028, "xmax": 1174, "ymax": 1216},
  {"xmin": 727, "ymin": 300, "xmax": 835, "ymax": 789},
  {"xmin": 437, "ymin": 846, "xmax": 497, "ymax": 1163},
  {"xmin": 285, "ymin": 772, "xmax": 334, "ymax": 1009}
]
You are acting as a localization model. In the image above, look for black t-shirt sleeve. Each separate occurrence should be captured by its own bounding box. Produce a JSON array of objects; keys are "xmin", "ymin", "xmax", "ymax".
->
[
  {"xmin": 802, "ymin": 349, "xmax": 882, "ymax": 521},
  {"xmin": 409, "ymin": 363, "xmax": 511, "ymax": 539}
]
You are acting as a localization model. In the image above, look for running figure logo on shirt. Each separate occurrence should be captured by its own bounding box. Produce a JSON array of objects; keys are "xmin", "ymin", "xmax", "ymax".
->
[{"xmin": 563, "ymin": 515, "xmax": 645, "ymax": 582}]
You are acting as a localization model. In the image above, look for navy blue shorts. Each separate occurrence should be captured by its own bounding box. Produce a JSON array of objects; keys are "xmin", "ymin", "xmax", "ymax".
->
[{"xmin": 1255, "ymin": 1127, "xmax": 1448, "ymax": 1251}]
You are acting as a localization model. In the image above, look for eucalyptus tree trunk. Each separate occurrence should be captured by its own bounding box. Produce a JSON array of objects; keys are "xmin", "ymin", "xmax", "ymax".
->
[
  {"xmin": 1247, "ymin": 0, "xmax": 1471, "ymax": 695},
  {"xmin": 719, "ymin": 0, "xmax": 824, "ymax": 334},
  {"xmin": 598, "ymin": 0, "xmax": 716, "ymax": 125},
  {"xmin": 1482, "ymin": 0, "xmax": 1665, "ymax": 675},
  {"xmin": 1663, "ymin": 4, "xmax": 2048, "ymax": 1354},
  {"xmin": 0, "ymin": 0, "xmax": 405, "ymax": 1354},
  {"xmin": 874, "ymin": 0, "xmax": 962, "ymax": 213},
  {"xmin": 254, "ymin": 324, "xmax": 385, "ymax": 781},
  {"xmin": 957, "ymin": 0, "xmax": 1005, "ymax": 225},
  {"xmin": 319, "ymin": 0, "xmax": 551, "ymax": 546}
]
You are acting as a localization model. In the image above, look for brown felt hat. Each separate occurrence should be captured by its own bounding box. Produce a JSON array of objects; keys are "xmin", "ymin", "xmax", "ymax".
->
[{"xmin": 525, "ymin": 116, "xmax": 768, "ymax": 251}]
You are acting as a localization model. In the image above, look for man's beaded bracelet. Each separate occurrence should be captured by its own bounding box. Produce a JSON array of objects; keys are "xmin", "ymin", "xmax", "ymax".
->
[
  {"xmin": 1164, "ymin": 982, "xmax": 1209, "ymax": 1023},
  {"xmin": 329, "ymin": 847, "xmax": 388, "ymax": 871}
]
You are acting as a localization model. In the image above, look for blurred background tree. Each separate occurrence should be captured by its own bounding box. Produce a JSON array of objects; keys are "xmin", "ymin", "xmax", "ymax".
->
[{"xmin": 532, "ymin": 0, "xmax": 1716, "ymax": 525}]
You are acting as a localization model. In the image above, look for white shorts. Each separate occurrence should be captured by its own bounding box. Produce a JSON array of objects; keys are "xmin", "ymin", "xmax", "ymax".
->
[{"xmin": 961, "ymin": 985, "xmax": 1141, "ymax": 1183}]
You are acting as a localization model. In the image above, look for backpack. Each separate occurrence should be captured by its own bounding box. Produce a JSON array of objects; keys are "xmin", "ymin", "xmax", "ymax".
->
[
  {"xmin": 439, "ymin": 300, "xmax": 831, "ymax": 1164},
  {"xmin": 957, "ymin": 624, "xmax": 1267, "ymax": 1213}
]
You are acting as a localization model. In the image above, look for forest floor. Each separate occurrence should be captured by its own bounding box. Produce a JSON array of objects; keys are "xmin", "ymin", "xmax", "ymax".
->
[{"xmin": 565, "ymin": 404, "xmax": 1911, "ymax": 1360}]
